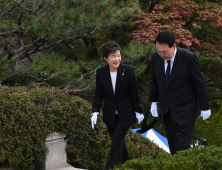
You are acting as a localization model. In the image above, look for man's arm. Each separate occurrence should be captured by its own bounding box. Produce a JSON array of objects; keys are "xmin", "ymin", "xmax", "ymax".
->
[
  {"xmin": 149, "ymin": 54, "xmax": 159, "ymax": 103},
  {"xmin": 149, "ymin": 54, "xmax": 159, "ymax": 117},
  {"xmin": 189, "ymin": 54, "xmax": 210, "ymax": 110}
]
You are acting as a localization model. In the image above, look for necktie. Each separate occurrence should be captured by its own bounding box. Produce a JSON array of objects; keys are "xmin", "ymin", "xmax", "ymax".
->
[
  {"xmin": 165, "ymin": 60, "xmax": 171, "ymax": 114},
  {"xmin": 165, "ymin": 60, "xmax": 171, "ymax": 87}
]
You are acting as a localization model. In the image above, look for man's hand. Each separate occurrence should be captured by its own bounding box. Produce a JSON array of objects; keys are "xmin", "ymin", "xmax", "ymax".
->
[
  {"xmin": 135, "ymin": 112, "xmax": 144, "ymax": 124},
  {"xmin": 150, "ymin": 102, "xmax": 158, "ymax": 117},
  {"xmin": 201, "ymin": 110, "xmax": 211, "ymax": 120},
  {"xmin": 91, "ymin": 112, "xmax": 99, "ymax": 129}
]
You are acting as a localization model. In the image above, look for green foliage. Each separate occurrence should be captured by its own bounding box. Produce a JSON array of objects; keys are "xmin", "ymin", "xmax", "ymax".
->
[
  {"xmin": 192, "ymin": 101, "xmax": 222, "ymax": 147},
  {"xmin": 0, "ymin": 84, "xmax": 165, "ymax": 170},
  {"xmin": 0, "ymin": 52, "xmax": 100, "ymax": 93},
  {"xmin": 189, "ymin": 53, "xmax": 222, "ymax": 147},
  {"xmin": 27, "ymin": 53, "xmax": 98, "ymax": 90},
  {"xmin": 198, "ymin": 53, "xmax": 222, "ymax": 103},
  {"xmin": 122, "ymin": 42, "xmax": 155, "ymax": 76},
  {"xmin": 126, "ymin": 131, "xmax": 166, "ymax": 160},
  {"xmin": 0, "ymin": 84, "xmax": 105, "ymax": 169},
  {"xmin": 198, "ymin": 53, "xmax": 222, "ymax": 85},
  {"xmin": 0, "ymin": 58, "xmax": 18, "ymax": 83},
  {"xmin": 114, "ymin": 145, "xmax": 222, "ymax": 170}
]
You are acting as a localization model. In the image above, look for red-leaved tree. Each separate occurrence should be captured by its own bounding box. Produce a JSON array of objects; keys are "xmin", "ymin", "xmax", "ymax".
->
[{"xmin": 129, "ymin": 0, "xmax": 222, "ymax": 52}]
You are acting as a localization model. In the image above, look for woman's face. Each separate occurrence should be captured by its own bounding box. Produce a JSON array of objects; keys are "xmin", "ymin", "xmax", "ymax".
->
[{"xmin": 104, "ymin": 50, "xmax": 121, "ymax": 72}]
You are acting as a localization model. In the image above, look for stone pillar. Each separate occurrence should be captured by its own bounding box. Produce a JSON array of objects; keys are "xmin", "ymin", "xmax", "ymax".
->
[
  {"xmin": 37, "ymin": 132, "xmax": 68, "ymax": 170},
  {"xmin": 0, "ymin": 132, "xmax": 86, "ymax": 170}
]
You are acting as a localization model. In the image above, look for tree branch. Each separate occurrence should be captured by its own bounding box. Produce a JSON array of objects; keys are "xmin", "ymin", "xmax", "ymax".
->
[
  {"xmin": 0, "ymin": 0, "xmax": 24, "ymax": 18},
  {"xmin": 1, "ymin": 7, "xmax": 133, "ymax": 61},
  {"xmin": 34, "ymin": 2, "xmax": 53, "ymax": 22},
  {"xmin": 58, "ymin": 66, "xmax": 99, "ymax": 91},
  {"xmin": 33, "ymin": 11, "xmax": 132, "ymax": 53},
  {"xmin": 2, "ymin": 31, "xmax": 24, "ymax": 59},
  {"xmin": 16, "ymin": 8, "xmax": 24, "ymax": 26},
  {"xmin": 26, "ymin": 72, "xmax": 60, "ymax": 81}
]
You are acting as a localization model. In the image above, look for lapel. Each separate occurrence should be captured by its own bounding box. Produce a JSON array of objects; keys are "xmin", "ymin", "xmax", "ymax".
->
[
  {"xmin": 115, "ymin": 64, "xmax": 124, "ymax": 97},
  {"xmin": 104, "ymin": 64, "xmax": 115, "ymax": 96},
  {"xmin": 157, "ymin": 58, "xmax": 166, "ymax": 90},
  {"xmin": 166, "ymin": 48, "xmax": 184, "ymax": 91}
]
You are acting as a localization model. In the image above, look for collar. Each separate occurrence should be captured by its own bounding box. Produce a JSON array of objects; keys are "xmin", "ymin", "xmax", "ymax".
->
[{"xmin": 165, "ymin": 47, "xmax": 177, "ymax": 63}]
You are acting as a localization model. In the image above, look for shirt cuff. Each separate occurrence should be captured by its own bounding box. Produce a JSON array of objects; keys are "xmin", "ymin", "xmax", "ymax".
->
[{"xmin": 91, "ymin": 112, "xmax": 99, "ymax": 116}]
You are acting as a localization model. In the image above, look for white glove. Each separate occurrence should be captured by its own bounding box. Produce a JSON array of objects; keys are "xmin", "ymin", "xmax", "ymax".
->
[
  {"xmin": 91, "ymin": 112, "xmax": 99, "ymax": 129},
  {"xmin": 135, "ymin": 112, "xmax": 144, "ymax": 124},
  {"xmin": 201, "ymin": 110, "xmax": 211, "ymax": 120},
  {"xmin": 150, "ymin": 102, "xmax": 158, "ymax": 117}
]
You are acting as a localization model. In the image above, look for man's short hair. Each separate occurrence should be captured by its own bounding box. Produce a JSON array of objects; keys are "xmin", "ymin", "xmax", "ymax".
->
[
  {"xmin": 155, "ymin": 30, "xmax": 175, "ymax": 48},
  {"xmin": 102, "ymin": 40, "xmax": 121, "ymax": 59}
]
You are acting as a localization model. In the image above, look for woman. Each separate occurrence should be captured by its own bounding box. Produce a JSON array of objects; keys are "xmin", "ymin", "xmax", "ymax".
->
[{"xmin": 91, "ymin": 40, "xmax": 144, "ymax": 170}]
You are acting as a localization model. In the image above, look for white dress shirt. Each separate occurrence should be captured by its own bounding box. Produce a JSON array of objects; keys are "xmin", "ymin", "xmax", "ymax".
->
[
  {"xmin": 110, "ymin": 71, "xmax": 117, "ymax": 93},
  {"xmin": 164, "ymin": 48, "xmax": 177, "ymax": 74},
  {"xmin": 110, "ymin": 71, "xmax": 118, "ymax": 114}
]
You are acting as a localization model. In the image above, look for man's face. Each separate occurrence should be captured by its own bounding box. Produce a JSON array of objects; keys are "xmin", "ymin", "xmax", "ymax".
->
[
  {"xmin": 156, "ymin": 42, "xmax": 176, "ymax": 61},
  {"xmin": 104, "ymin": 50, "xmax": 121, "ymax": 71}
]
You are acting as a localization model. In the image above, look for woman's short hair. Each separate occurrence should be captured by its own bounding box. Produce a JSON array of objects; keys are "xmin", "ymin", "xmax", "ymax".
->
[
  {"xmin": 102, "ymin": 40, "xmax": 121, "ymax": 59},
  {"xmin": 155, "ymin": 30, "xmax": 175, "ymax": 48}
]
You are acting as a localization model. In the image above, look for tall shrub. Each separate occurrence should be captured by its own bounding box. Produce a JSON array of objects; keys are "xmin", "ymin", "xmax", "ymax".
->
[
  {"xmin": 0, "ymin": 84, "xmax": 165, "ymax": 170},
  {"xmin": 114, "ymin": 145, "xmax": 222, "ymax": 170}
]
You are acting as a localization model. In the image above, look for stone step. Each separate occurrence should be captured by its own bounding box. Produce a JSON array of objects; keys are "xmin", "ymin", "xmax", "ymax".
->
[
  {"xmin": 50, "ymin": 165, "xmax": 86, "ymax": 170},
  {"xmin": 0, "ymin": 165, "xmax": 86, "ymax": 170}
]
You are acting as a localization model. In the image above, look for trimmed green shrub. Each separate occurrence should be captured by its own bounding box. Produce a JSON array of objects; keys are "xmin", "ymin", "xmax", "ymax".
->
[
  {"xmin": 0, "ymin": 84, "xmax": 108, "ymax": 170},
  {"xmin": 0, "ymin": 84, "xmax": 165, "ymax": 170},
  {"xmin": 114, "ymin": 145, "xmax": 222, "ymax": 170},
  {"xmin": 126, "ymin": 131, "xmax": 166, "ymax": 160}
]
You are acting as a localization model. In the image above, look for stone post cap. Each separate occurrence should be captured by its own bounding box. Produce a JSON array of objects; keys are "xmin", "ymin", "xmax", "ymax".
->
[{"xmin": 46, "ymin": 132, "xmax": 66, "ymax": 142}]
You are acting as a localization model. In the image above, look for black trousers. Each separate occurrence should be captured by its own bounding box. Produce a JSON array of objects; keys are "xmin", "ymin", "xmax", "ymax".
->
[
  {"xmin": 164, "ymin": 111, "xmax": 195, "ymax": 155},
  {"xmin": 105, "ymin": 114, "xmax": 130, "ymax": 170}
]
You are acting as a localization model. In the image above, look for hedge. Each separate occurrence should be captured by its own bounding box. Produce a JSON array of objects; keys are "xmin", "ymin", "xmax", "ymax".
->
[
  {"xmin": 0, "ymin": 84, "xmax": 165, "ymax": 170},
  {"xmin": 114, "ymin": 145, "xmax": 222, "ymax": 170}
]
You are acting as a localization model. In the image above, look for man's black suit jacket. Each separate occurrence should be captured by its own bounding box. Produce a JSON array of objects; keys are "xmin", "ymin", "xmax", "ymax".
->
[
  {"xmin": 149, "ymin": 47, "xmax": 210, "ymax": 125},
  {"xmin": 92, "ymin": 64, "xmax": 143, "ymax": 128}
]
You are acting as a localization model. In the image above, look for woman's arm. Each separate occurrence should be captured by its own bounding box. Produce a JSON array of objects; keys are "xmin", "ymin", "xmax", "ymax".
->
[
  {"xmin": 129, "ymin": 66, "xmax": 143, "ymax": 114},
  {"xmin": 92, "ymin": 69, "xmax": 104, "ymax": 113}
]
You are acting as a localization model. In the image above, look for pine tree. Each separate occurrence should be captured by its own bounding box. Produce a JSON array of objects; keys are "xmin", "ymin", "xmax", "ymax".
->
[{"xmin": 0, "ymin": 0, "xmax": 140, "ymax": 60}]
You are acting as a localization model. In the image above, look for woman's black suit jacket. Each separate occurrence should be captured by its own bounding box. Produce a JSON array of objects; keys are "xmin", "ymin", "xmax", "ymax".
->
[{"xmin": 92, "ymin": 64, "xmax": 143, "ymax": 128}]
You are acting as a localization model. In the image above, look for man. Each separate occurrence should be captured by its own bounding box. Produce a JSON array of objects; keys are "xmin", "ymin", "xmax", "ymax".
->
[
  {"xmin": 149, "ymin": 30, "xmax": 211, "ymax": 155},
  {"xmin": 91, "ymin": 40, "xmax": 144, "ymax": 169}
]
